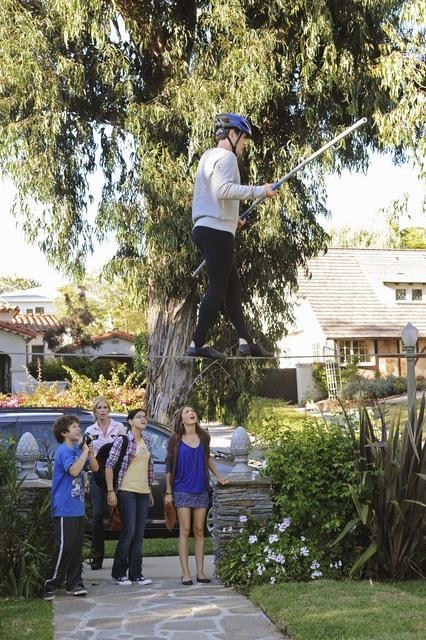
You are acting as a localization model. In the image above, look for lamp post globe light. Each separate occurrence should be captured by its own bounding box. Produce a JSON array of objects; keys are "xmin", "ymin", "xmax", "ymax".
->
[{"xmin": 401, "ymin": 322, "xmax": 419, "ymax": 418}]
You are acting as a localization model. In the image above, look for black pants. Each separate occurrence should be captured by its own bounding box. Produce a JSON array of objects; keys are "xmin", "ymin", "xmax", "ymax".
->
[
  {"xmin": 192, "ymin": 225, "xmax": 252, "ymax": 347},
  {"xmin": 44, "ymin": 516, "xmax": 84, "ymax": 591}
]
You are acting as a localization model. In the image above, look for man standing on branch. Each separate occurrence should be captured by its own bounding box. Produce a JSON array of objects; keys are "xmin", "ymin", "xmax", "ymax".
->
[{"xmin": 187, "ymin": 113, "xmax": 277, "ymax": 359}]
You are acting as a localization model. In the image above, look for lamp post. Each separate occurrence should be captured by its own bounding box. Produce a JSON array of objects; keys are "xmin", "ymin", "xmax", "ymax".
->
[{"xmin": 401, "ymin": 322, "xmax": 419, "ymax": 419}]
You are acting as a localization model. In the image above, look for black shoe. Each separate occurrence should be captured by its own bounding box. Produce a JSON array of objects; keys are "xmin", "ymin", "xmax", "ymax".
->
[
  {"xmin": 196, "ymin": 576, "xmax": 212, "ymax": 583},
  {"xmin": 181, "ymin": 577, "xmax": 193, "ymax": 585},
  {"xmin": 42, "ymin": 587, "xmax": 55, "ymax": 601},
  {"xmin": 186, "ymin": 345, "xmax": 226, "ymax": 359},
  {"xmin": 238, "ymin": 342, "xmax": 275, "ymax": 358}
]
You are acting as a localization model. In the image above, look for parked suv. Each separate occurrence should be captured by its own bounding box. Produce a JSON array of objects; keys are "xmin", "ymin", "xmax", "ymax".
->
[{"xmin": 0, "ymin": 407, "xmax": 235, "ymax": 537}]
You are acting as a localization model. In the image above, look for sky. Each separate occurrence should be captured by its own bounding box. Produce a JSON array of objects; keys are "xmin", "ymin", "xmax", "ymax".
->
[{"xmin": 1, "ymin": 152, "xmax": 424, "ymax": 289}]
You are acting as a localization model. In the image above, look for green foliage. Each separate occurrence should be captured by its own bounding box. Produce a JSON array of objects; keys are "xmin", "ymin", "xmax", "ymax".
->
[
  {"xmin": 189, "ymin": 359, "xmax": 266, "ymax": 423},
  {"xmin": 0, "ymin": 0, "xmax": 424, "ymax": 415},
  {"xmin": 0, "ymin": 274, "xmax": 40, "ymax": 293},
  {"xmin": 333, "ymin": 399, "xmax": 426, "ymax": 579},
  {"xmin": 27, "ymin": 355, "xmax": 132, "ymax": 382},
  {"xmin": 265, "ymin": 421, "xmax": 360, "ymax": 557},
  {"xmin": 3, "ymin": 365, "xmax": 145, "ymax": 411},
  {"xmin": 341, "ymin": 374, "xmax": 407, "ymax": 400},
  {"xmin": 245, "ymin": 396, "xmax": 318, "ymax": 443},
  {"xmin": 218, "ymin": 513, "xmax": 344, "ymax": 592},
  {"xmin": 133, "ymin": 332, "xmax": 148, "ymax": 379},
  {"xmin": 0, "ymin": 443, "xmax": 52, "ymax": 597}
]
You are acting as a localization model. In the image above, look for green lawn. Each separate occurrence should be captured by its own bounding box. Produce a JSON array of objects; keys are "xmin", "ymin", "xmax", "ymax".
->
[
  {"xmin": 0, "ymin": 598, "xmax": 53, "ymax": 640},
  {"xmin": 104, "ymin": 535, "xmax": 214, "ymax": 557},
  {"xmin": 250, "ymin": 579, "xmax": 426, "ymax": 640}
]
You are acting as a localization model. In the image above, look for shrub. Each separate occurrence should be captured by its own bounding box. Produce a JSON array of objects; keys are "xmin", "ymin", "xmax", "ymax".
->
[
  {"xmin": 218, "ymin": 513, "xmax": 345, "ymax": 592},
  {"xmin": 341, "ymin": 374, "xmax": 407, "ymax": 400},
  {"xmin": 13, "ymin": 365, "xmax": 145, "ymax": 411},
  {"xmin": 245, "ymin": 397, "xmax": 310, "ymax": 443},
  {"xmin": 0, "ymin": 441, "xmax": 52, "ymax": 597},
  {"xmin": 264, "ymin": 421, "xmax": 360, "ymax": 561},
  {"xmin": 333, "ymin": 399, "xmax": 426, "ymax": 579}
]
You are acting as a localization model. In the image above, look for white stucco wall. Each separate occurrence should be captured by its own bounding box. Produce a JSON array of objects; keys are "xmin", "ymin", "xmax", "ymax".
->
[
  {"xmin": 277, "ymin": 299, "xmax": 326, "ymax": 368},
  {"xmin": 0, "ymin": 330, "xmax": 29, "ymax": 392}
]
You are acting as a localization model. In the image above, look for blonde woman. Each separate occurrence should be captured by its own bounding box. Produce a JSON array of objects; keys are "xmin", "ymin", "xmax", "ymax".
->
[
  {"xmin": 165, "ymin": 406, "xmax": 227, "ymax": 585},
  {"xmin": 85, "ymin": 396, "xmax": 126, "ymax": 570}
]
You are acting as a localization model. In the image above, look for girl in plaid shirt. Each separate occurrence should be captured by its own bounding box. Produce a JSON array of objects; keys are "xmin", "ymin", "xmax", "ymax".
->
[{"xmin": 105, "ymin": 408, "xmax": 154, "ymax": 586}]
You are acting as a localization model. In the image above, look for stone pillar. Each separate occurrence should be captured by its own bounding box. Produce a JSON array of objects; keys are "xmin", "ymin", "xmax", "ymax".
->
[{"xmin": 212, "ymin": 426, "xmax": 273, "ymax": 568}]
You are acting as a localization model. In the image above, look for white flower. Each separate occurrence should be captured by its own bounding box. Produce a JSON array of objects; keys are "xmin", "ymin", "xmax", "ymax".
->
[
  {"xmin": 256, "ymin": 564, "xmax": 265, "ymax": 575},
  {"xmin": 240, "ymin": 528, "xmax": 244, "ymax": 533},
  {"xmin": 241, "ymin": 554, "xmax": 247, "ymax": 562},
  {"xmin": 269, "ymin": 533, "xmax": 279, "ymax": 544},
  {"xmin": 311, "ymin": 570, "xmax": 323, "ymax": 579},
  {"xmin": 270, "ymin": 576, "xmax": 276, "ymax": 584},
  {"xmin": 310, "ymin": 560, "xmax": 320, "ymax": 570},
  {"xmin": 264, "ymin": 545, "xmax": 271, "ymax": 554},
  {"xmin": 248, "ymin": 535, "xmax": 258, "ymax": 544},
  {"xmin": 274, "ymin": 554, "xmax": 285, "ymax": 564},
  {"xmin": 262, "ymin": 460, "xmax": 268, "ymax": 469},
  {"xmin": 300, "ymin": 536, "xmax": 306, "ymax": 541},
  {"xmin": 239, "ymin": 515, "xmax": 248, "ymax": 523},
  {"xmin": 227, "ymin": 526, "xmax": 233, "ymax": 532},
  {"xmin": 278, "ymin": 517, "xmax": 291, "ymax": 532},
  {"xmin": 299, "ymin": 546, "xmax": 309, "ymax": 557}
]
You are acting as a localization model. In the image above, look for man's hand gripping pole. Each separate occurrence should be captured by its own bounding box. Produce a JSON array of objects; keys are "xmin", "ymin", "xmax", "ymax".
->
[{"xmin": 191, "ymin": 117, "xmax": 367, "ymax": 278}]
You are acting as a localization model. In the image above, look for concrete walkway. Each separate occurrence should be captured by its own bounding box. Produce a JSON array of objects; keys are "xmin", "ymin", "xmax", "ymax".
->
[{"xmin": 53, "ymin": 556, "xmax": 285, "ymax": 640}]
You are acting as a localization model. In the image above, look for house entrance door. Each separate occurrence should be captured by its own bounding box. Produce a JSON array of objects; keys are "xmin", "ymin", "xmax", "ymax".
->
[{"xmin": 0, "ymin": 354, "xmax": 11, "ymax": 393}]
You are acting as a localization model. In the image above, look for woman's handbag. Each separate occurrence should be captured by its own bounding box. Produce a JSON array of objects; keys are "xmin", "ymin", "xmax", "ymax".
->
[
  {"xmin": 164, "ymin": 497, "xmax": 177, "ymax": 532},
  {"xmin": 108, "ymin": 505, "xmax": 121, "ymax": 531}
]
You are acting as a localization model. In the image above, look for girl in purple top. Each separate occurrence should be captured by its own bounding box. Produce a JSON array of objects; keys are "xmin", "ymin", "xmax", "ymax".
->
[{"xmin": 165, "ymin": 406, "xmax": 227, "ymax": 585}]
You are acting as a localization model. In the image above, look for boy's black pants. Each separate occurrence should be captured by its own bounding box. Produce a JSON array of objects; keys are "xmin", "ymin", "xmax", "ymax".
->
[{"xmin": 44, "ymin": 516, "xmax": 85, "ymax": 591}]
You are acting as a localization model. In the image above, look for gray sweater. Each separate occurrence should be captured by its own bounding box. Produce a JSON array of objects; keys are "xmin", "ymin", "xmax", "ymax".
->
[{"xmin": 192, "ymin": 147, "xmax": 267, "ymax": 235}]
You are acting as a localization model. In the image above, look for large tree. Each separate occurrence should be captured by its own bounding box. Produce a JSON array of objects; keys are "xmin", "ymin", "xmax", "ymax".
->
[{"xmin": 0, "ymin": 0, "xmax": 424, "ymax": 421}]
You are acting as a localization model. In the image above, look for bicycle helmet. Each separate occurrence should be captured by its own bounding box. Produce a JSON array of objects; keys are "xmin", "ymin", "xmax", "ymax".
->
[{"xmin": 215, "ymin": 113, "xmax": 252, "ymax": 140}]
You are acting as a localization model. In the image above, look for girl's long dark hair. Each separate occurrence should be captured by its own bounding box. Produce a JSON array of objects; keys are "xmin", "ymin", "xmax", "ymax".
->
[{"xmin": 171, "ymin": 406, "xmax": 209, "ymax": 446}]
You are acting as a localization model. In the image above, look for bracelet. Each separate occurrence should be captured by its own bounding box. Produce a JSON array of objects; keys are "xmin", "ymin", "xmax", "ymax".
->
[
  {"xmin": 107, "ymin": 490, "xmax": 115, "ymax": 494},
  {"xmin": 165, "ymin": 492, "xmax": 172, "ymax": 495}
]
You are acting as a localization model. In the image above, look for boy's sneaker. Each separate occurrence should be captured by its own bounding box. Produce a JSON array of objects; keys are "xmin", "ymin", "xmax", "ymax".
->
[
  {"xmin": 66, "ymin": 584, "xmax": 88, "ymax": 596},
  {"xmin": 114, "ymin": 576, "xmax": 132, "ymax": 586},
  {"xmin": 42, "ymin": 587, "xmax": 55, "ymax": 601},
  {"xmin": 134, "ymin": 575, "xmax": 152, "ymax": 585}
]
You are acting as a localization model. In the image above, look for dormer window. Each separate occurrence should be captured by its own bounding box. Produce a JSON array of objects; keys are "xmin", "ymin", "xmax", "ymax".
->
[{"xmin": 395, "ymin": 289, "xmax": 406, "ymax": 301}]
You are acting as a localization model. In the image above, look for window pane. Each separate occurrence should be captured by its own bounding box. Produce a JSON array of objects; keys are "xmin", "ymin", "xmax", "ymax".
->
[
  {"xmin": 412, "ymin": 289, "xmax": 422, "ymax": 301},
  {"xmin": 395, "ymin": 289, "xmax": 406, "ymax": 301}
]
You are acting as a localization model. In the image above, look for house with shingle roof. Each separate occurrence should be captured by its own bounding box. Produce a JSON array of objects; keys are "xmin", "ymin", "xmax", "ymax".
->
[{"xmin": 277, "ymin": 248, "xmax": 426, "ymax": 400}]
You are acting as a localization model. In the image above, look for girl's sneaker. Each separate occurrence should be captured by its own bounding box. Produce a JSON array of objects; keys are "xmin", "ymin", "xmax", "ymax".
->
[
  {"xmin": 114, "ymin": 576, "xmax": 132, "ymax": 586},
  {"xmin": 134, "ymin": 575, "xmax": 152, "ymax": 585}
]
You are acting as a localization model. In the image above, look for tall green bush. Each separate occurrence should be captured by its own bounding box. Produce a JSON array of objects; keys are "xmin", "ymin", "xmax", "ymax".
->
[
  {"xmin": 334, "ymin": 399, "xmax": 426, "ymax": 579},
  {"xmin": 0, "ymin": 441, "xmax": 52, "ymax": 597},
  {"xmin": 265, "ymin": 421, "xmax": 360, "ymax": 559}
]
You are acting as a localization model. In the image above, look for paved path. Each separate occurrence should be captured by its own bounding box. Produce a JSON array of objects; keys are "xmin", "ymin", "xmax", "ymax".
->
[{"xmin": 53, "ymin": 556, "xmax": 284, "ymax": 640}]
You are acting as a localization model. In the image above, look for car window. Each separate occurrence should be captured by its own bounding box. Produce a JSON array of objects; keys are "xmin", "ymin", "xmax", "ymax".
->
[{"xmin": 146, "ymin": 427, "xmax": 168, "ymax": 463}]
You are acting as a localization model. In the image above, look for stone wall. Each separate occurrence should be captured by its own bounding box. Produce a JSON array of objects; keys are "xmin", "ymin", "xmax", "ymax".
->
[{"xmin": 212, "ymin": 475, "xmax": 273, "ymax": 568}]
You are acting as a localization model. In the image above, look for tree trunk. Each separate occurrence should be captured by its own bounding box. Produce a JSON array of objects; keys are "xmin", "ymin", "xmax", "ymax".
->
[{"xmin": 146, "ymin": 292, "xmax": 197, "ymax": 424}]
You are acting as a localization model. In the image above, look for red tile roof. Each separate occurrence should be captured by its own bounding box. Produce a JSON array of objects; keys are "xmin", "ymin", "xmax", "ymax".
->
[
  {"xmin": 12, "ymin": 314, "xmax": 61, "ymax": 331},
  {"xmin": 0, "ymin": 321, "xmax": 37, "ymax": 338},
  {"xmin": 90, "ymin": 330, "xmax": 135, "ymax": 342}
]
